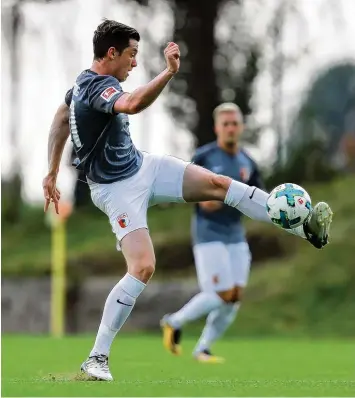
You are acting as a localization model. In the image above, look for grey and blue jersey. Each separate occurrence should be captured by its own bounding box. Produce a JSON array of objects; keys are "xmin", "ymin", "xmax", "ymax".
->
[
  {"xmin": 192, "ymin": 142, "xmax": 264, "ymax": 245},
  {"xmin": 65, "ymin": 69, "xmax": 143, "ymax": 184}
]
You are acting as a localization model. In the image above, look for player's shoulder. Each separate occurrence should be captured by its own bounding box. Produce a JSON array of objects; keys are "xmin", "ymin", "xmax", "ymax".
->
[
  {"xmin": 76, "ymin": 70, "xmax": 120, "ymax": 88},
  {"xmin": 239, "ymin": 147, "xmax": 258, "ymax": 167},
  {"xmin": 193, "ymin": 141, "xmax": 219, "ymax": 164},
  {"xmin": 194, "ymin": 141, "xmax": 219, "ymax": 158},
  {"xmin": 73, "ymin": 70, "xmax": 123, "ymax": 105}
]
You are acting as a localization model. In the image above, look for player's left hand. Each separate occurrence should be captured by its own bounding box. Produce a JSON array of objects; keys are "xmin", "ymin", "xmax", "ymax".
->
[
  {"xmin": 42, "ymin": 172, "xmax": 61, "ymax": 214},
  {"xmin": 165, "ymin": 42, "xmax": 180, "ymax": 74}
]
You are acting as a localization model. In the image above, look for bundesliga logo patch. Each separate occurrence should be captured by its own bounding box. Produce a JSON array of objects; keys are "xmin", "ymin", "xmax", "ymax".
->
[
  {"xmin": 100, "ymin": 86, "xmax": 119, "ymax": 102},
  {"xmin": 117, "ymin": 213, "xmax": 130, "ymax": 228}
]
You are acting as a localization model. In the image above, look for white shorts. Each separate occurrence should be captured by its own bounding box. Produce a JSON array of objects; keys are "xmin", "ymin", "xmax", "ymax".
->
[
  {"xmin": 88, "ymin": 152, "xmax": 189, "ymax": 247},
  {"xmin": 193, "ymin": 241, "xmax": 251, "ymax": 292}
]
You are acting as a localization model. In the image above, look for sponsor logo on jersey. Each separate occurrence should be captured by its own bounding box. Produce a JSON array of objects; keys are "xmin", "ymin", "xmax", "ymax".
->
[{"xmin": 100, "ymin": 86, "xmax": 119, "ymax": 102}]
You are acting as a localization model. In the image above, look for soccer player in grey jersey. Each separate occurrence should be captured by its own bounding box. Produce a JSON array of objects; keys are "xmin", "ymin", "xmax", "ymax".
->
[
  {"xmin": 162, "ymin": 103, "xmax": 266, "ymax": 362},
  {"xmin": 42, "ymin": 20, "xmax": 333, "ymax": 381}
]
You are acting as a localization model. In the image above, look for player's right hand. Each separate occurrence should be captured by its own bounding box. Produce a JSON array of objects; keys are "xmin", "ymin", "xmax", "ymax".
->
[
  {"xmin": 42, "ymin": 172, "xmax": 61, "ymax": 214},
  {"xmin": 164, "ymin": 42, "xmax": 180, "ymax": 74}
]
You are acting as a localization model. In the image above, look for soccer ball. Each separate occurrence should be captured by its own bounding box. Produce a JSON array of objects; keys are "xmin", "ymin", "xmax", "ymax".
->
[{"xmin": 266, "ymin": 183, "xmax": 312, "ymax": 229}]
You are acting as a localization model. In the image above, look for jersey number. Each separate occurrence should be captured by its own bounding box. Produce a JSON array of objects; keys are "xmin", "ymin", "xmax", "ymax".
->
[{"xmin": 70, "ymin": 101, "xmax": 82, "ymax": 148}]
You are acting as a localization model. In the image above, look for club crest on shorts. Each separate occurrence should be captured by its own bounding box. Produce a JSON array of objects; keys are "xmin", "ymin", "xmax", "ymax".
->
[{"xmin": 117, "ymin": 213, "xmax": 130, "ymax": 228}]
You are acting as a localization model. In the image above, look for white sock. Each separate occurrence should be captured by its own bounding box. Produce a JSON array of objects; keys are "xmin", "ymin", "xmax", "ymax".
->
[
  {"xmin": 194, "ymin": 302, "xmax": 240, "ymax": 354},
  {"xmin": 90, "ymin": 273, "xmax": 146, "ymax": 357},
  {"xmin": 224, "ymin": 181, "xmax": 270, "ymax": 222},
  {"xmin": 225, "ymin": 181, "xmax": 306, "ymax": 239},
  {"xmin": 167, "ymin": 292, "xmax": 223, "ymax": 329}
]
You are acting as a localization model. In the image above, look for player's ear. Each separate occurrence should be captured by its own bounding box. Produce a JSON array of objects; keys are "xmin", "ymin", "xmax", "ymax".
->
[
  {"xmin": 107, "ymin": 47, "xmax": 116, "ymax": 60},
  {"xmin": 214, "ymin": 124, "xmax": 218, "ymax": 136}
]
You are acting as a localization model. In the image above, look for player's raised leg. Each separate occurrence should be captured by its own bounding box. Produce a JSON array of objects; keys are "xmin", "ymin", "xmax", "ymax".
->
[
  {"xmin": 81, "ymin": 228, "xmax": 154, "ymax": 381},
  {"xmin": 182, "ymin": 164, "xmax": 332, "ymax": 248}
]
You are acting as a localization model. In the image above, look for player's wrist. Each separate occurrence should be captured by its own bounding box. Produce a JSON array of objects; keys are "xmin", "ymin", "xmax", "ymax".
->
[
  {"xmin": 47, "ymin": 169, "xmax": 58, "ymax": 178},
  {"xmin": 165, "ymin": 67, "xmax": 177, "ymax": 77}
]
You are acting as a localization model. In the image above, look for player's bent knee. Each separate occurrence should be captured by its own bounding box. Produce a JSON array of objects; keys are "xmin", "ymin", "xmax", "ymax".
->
[
  {"xmin": 231, "ymin": 286, "xmax": 243, "ymax": 302},
  {"xmin": 128, "ymin": 259, "xmax": 155, "ymax": 283},
  {"xmin": 211, "ymin": 174, "xmax": 232, "ymax": 191},
  {"xmin": 217, "ymin": 288, "xmax": 236, "ymax": 303},
  {"xmin": 203, "ymin": 174, "xmax": 232, "ymax": 201}
]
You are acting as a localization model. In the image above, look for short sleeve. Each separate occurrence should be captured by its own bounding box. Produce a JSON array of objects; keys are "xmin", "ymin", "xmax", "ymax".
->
[
  {"xmin": 192, "ymin": 150, "xmax": 205, "ymax": 167},
  {"xmin": 65, "ymin": 88, "xmax": 73, "ymax": 107},
  {"xmin": 87, "ymin": 75, "xmax": 125, "ymax": 114},
  {"xmin": 247, "ymin": 162, "xmax": 265, "ymax": 190}
]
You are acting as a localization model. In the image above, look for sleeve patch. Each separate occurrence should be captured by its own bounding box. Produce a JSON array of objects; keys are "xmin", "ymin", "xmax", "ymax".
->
[{"xmin": 100, "ymin": 86, "xmax": 119, "ymax": 102}]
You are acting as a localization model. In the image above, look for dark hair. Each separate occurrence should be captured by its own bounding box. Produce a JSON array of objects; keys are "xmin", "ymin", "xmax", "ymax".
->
[{"xmin": 93, "ymin": 20, "xmax": 140, "ymax": 59}]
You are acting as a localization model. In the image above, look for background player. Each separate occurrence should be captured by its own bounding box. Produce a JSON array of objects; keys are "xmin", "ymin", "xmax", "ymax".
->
[
  {"xmin": 42, "ymin": 20, "xmax": 333, "ymax": 381},
  {"xmin": 161, "ymin": 103, "xmax": 264, "ymax": 363}
]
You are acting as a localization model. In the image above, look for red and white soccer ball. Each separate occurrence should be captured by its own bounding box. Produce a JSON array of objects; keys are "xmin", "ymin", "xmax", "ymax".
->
[{"xmin": 266, "ymin": 183, "xmax": 312, "ymax": 229}]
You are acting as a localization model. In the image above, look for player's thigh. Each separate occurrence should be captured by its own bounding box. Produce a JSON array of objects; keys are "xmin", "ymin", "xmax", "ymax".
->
[
  {"xmin": 89, "ymin": 168, "xmax": 152, "ymax": 246},
  {"xmin": 91, "ymin": 184, "xmax": 148, "ymax": 242},
  {"xmin": 148, "ymin": 154, "xmax": 189, "ymax": 206},
  {"xmin": 121, "ymin": 228, "xmax": 156, "ymax": 282},
  {"xmin": 228, "ymin": 242, "xmax": 252, "ymax": 288},
  {"xmin": 193, "ymin": 242, "xmax": 234, "ymax": 293},
  {"xmin": 183, "ymin": 164, "xmax": 235, "ymax": 202}
]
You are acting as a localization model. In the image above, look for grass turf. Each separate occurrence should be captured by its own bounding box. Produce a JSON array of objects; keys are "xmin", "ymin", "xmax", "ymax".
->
[{"xmin": 2, "ymin": 335, "xmax": 354, "ymax": 396}]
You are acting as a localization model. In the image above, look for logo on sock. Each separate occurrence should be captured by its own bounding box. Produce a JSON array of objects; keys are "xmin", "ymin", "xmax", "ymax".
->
[
  {"xmin": 212, "ymin": 275, "xmax": 219, "ymax": 284},
  {"xmin": 117, "ymin": 213, "xmax": 130, "ymax": 228},
  {"xmin": 249, "ymin": 187, "xmax": 257, "ymax": 199},
  {"xmin": 117, "ymin": 299, "xmax": 133, "ymax": 306}
]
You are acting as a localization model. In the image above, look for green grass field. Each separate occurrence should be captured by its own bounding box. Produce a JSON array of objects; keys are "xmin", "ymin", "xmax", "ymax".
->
[{"xmin": 2, "ymin": 335, "xmax": 354, "ymax": 397}]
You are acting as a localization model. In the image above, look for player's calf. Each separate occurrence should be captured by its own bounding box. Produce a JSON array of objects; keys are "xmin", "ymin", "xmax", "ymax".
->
[{"xmin": 83, "ymin": 230, "xmax": 153, "ymax": 380}]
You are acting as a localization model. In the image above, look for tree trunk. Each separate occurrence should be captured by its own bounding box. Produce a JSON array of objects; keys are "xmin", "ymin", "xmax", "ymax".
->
[{"xmin": 173, "ymin": 0, "xmax": 220, "ymax": 146}]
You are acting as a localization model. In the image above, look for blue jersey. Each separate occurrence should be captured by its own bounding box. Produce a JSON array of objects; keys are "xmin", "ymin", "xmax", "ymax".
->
[
  {"xmin": 192, "ymin": 142, "xmax": 264, "ymax": 245},
  {"xmin": 65, "ymin": 69, "xmax": 143, "ymax": 184}
]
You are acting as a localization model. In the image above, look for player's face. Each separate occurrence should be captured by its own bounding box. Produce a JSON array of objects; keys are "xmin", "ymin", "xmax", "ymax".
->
[
  {"xmin": 215, "ymin": 111, "xmax": 244, "ymax": 147},
  {"xmin": 113, "ymin": 39, "xmax": 139, "ymax": 82}
]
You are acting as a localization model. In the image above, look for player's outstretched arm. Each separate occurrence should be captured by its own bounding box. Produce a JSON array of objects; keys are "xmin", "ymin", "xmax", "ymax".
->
[
  {"xmin": 114, "ymin": 42, "xmax": 180, "ymax": 114},
  {"xmin": 42, "ymin": 102, "xmax": 70, "ymax": 214}
]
